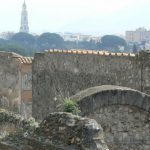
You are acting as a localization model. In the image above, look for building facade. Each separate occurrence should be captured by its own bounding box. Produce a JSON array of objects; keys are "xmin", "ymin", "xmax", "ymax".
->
[{"xmin": 126, "ymin": 27, "xmax": 150, "ymax": 43}]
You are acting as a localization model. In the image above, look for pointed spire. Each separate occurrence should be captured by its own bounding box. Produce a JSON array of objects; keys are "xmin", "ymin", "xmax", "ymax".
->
[
  {"xmin": 23, "ymin": 0, "xmax": 26, "ymax": 8},
  {"xmin": 20, "ymin": 0, "xmax": 29, "ymax": 33}
]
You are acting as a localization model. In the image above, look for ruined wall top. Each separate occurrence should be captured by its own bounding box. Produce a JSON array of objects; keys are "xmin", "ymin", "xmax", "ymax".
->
[{"xmin": 0, "ymin": 110, "xmax": 109, "ymax": 150}]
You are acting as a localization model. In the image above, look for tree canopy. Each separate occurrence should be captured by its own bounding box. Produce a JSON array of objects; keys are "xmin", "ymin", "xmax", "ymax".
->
[
  {"xmin": 11, "ymin": 32, "xmax": 35, "ymax": 47},
  {"xmin": 37, "ymin": 32, "xmax": 65, "ymax": 50},
  {"xmin": 0, "ymin": 32, "xmax": 130, "ymax": 56},
  {"xmin": 100, "ymin": 35, "xmax": 127, "ymax": 51}
]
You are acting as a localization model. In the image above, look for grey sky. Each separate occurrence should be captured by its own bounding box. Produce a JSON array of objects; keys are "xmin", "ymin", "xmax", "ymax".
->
[{"xmin": 0, "ymin": 0, "xmax": 150, "ymax": 35}]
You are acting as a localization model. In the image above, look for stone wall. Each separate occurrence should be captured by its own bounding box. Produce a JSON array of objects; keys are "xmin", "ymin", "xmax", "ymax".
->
[
  {"xmin": 0, "ymin": 108, "xmax": 38, "ymax": 150},
  {"xmin": 0, "ymin": 52, "xmax": 21, "ymax": 113},
  {"xmin": 20, "ymin": 59, "xmax": 32, "ymax": 118},
  {"xmin": 0, "ymin": 110, "xmax": 109, "ymax": 150},
  {"xmin": 0, "ymin": 51, "xmax": 32, "ymax": 118},
  {"xmin": 32, "ymin": 50, "xmax": 150, "ymax": 119},
  {"xmin": 71, "ymin": 85, "xmax": 150, "ymax": 150},
  {"xmin": 0, "ymin": 108, "xmax": 37, "ymax": 139}
]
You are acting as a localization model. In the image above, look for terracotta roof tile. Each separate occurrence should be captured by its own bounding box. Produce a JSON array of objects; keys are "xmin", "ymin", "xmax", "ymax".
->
[
  {"xmin": 18, "ymin": 57, "xmax": 33, "ymax": 65},
  {"xmin": 110, "ymin": 52, "xmax": 116, "ymax": 56},
  {"xmin": 45, "ymin": 49, "xmax": 135, "ymax": 57},
  {"xmin": 98, "ymin": 51, "xmax": 104, "ymax": 55},
  {"xmin": 87, "ymin": 50, "xmax": 93, "ymax": 54},
  {"xmin": 122, "ymin": 53, "xmax": 129, "ymax": 56},
  {"xmin": 116, "ymin": 53, "xmax": 122, "ymax": 56},
  {"xmin": 104, "ymin": 52, "xmax": 110, "ymax": 56},
  {"xmin": 129, "ymin": 53, "xmax": 136, "ymax": 57}
]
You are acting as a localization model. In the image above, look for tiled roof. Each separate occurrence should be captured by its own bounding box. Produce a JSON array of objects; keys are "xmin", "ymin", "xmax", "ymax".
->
[
  {"xmin": 18, "ymin": 57, "xmax": 33, "ymax": 64},
  {"xmin": 45, "ymin": 49, "xmax": 136, "ymax": 57}
]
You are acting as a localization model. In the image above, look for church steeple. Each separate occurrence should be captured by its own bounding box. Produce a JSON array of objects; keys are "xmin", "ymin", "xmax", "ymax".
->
[
  {"xmin": 20, "ymin": 0, "xmax": 29, "ymax": 33},
  {"xmin": 23, "ymin": 0, "xmax": 26, "ymax": 9}
]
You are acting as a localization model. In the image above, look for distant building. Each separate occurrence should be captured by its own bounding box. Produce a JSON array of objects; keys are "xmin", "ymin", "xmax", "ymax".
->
[
  {"xmin": 0, "ymin": 32, "xmax": 15, "ymax": 40},
  {"xmin": 20, "ymin": 0, "xmax": 29, "ymax": 33},
  {"xmin": 126, "ymin": 28, "xmax": 150, "ymax": 43},
  {"xmin": 59, "ymin": 32, "xmax": 100, "ymax": 43}
]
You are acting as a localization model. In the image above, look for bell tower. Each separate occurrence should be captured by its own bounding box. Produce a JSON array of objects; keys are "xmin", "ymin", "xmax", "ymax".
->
[{"xmin": 20, "ymin": 0, "xmax": 29, "ymax": 33}]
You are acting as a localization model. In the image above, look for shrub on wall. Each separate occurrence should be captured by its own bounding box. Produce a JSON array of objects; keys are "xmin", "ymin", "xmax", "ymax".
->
[{"xmin": 63, "ymin": 98, "xmax": 80, "ymax": 116}]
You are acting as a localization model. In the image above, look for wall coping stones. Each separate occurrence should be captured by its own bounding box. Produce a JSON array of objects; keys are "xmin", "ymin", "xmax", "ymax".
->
[{"xmin": 44, "ymin": 49, "xmax": 136, "ymax": 57}]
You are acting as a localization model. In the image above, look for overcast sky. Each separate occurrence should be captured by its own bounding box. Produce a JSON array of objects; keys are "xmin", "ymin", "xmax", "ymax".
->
[{"xmin": 0, "ymin": 0, "xmax": 150, "ymax": 35}]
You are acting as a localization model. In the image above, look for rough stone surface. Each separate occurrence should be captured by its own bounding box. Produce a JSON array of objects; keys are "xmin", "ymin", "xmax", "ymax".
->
[
  {"xmin": 32, "ymin": 50, "xmax": 150, "ymax": 120},
  {"xmin": 0, "ymin": 108, "xmax": 38, "ymax": 139},
  {"xmin": 0, "ymin": 111, "xmax": 109, "ymax": 150},
  {"xmin": 34, "ymin": 112, "xmax": 108, "ymax": 150},
  {"xmin": 92, "ymin": 105, "xmax": 150, "ymax": 150},
  {"xmin": 71, "ymin": 85, "xmax": 150, "ymax": 150},
  {"xmin": 0, "ymin": 52, "xmax": 21, "ymax": 113},
  {"xmin": 0, "ymin": 51, "xmax": 32, "ymax": 118}
]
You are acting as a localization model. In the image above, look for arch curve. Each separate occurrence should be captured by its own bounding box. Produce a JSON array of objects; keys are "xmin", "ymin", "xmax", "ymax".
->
[
  {"xmin": 71, "ymin": 85, "xmax": 150, "ymax": 150},
  {"xmin": 71, "ymin": 85, "xmax": 150, "ymax": 115}
]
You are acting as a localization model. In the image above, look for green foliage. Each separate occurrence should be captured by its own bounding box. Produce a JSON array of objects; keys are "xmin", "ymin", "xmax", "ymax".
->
[
  {"xmin": 101, "ymin": 35, "xmax": 127, "ymax": 47},
  {"xmin": 63, "ymin": 98, "xmax": 80, "ymax": 116},
  {"xmin": 100, "ymin": 35, "xmax": 127, "ymax": 52},
  {"xmin": 37, "ymin": 32, "xmax": 65, "ymax": 50},
  {"xmin": 0, "ymin": 41, "xmax": 35, "ymax": 56},
  {"xmin": 11, "ymin": 32, "xmax": 36, "ymax": 47},
  {"xmin": 0, "ymin": 32, "xmax": 130, "ymax": 56}
]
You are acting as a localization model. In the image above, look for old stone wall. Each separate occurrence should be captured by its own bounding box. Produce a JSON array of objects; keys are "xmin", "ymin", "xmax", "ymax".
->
[
  {"xmin": 71, "ymin": 85, "xmax": 150, "ymax": 150},
  {"xmin": 138, "ymin": 51, "xmax": 150, "ymax": 94},
  {"xmin": 0, "ymin": 110, "xmax": 109, "ymax": 150},
  {"xmin": 20, "ymin": 60, "xmax": 32, "ymax": 118},
  {"xmin": 32, "ymin": 50, "xmax": 150, "ymax": 119},
  {"xmin": 0, "ymin": 52, "xmax": 21, "ymax": 113},
  {"xmin": 0, "ymin": 51, "xmax": 32, "ymax": 117},
  {"xmin": 35, "ymin": 112, "xmax": 108, "ymax": 150},
  {"xmin": 0, "ymin": 108, "xmax": 39, "ymax": 150},
  {"xmin": 0, "ymin": 108, "xmax": 37, "ymax": 139}
]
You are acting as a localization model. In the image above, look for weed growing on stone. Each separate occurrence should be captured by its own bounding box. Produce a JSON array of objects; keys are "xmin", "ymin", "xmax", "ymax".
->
[{"xmin": 63, "ymin": 98, "xmax": 81, "ymax": 116}]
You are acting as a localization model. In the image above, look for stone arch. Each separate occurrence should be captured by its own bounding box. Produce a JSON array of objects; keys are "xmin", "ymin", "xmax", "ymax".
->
[{"xmin": 71, "ymin": 85, "xmax": 150, "ymax": 150}]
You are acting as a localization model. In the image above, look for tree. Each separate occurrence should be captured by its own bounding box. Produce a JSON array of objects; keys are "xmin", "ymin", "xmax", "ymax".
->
[
  {"xmin": 100, "ymin": 35, "xmax": 127, "ymax": 52},
  {"xmin": 37, "ymin": 32, "xmax": 65, "ymax": 50},
  {"xmin": 11, "ymin": 32, "xmax": 36, "ymax": 47},
  {"xmin": 132, "ymin": 44, "xmax": 138, "ymax": 53},
  {"xmin": 0, "ymin": 39, "xmax": 35, "ymax": 56},
  {"xmin": 0, "ymin": 38, "xmax": 7, "ymax": 46}
]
